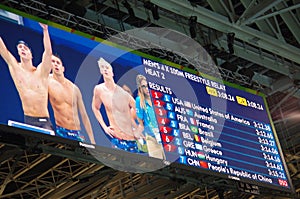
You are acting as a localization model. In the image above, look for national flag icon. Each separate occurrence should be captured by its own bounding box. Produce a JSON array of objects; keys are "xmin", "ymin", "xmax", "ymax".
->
[
  {"xmin": 151, "ymin": 90, "xmax": 163, "ymax": 99},
  {"xmin": 197, "ymin": 151, "xmax": 206, "ymax": 159},
  {"xmin": 195, "ymin": 143, "xmax": 203, "ymax": 150},
  {"xmin": 184, "ymin": 101, "xmax": 192, "ymax": 108},
  {"xmin": 189, "ymin": 117, "xmax": 196, "ymax": 125},
  {"xmin": 200, "ymin": 161, "xmax": 209, "ymax": 168},
  {"xmin": 190, "ymin": 126, "xmax": 198, "ymax": 133},
  {"xmin": 194, "ymin": 135, "xmax": 201, "ymax": 142},
  {"xmin": 186, "ymin": 109, "xmax": 193, "ymax": 116}
]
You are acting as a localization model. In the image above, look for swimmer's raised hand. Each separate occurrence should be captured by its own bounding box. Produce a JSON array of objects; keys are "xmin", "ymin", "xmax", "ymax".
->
[{"xmin": 39, "ymin": 23, "xmax": 48, "ymax": 30}]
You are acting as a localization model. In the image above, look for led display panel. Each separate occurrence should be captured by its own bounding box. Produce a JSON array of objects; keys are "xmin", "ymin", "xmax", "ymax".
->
[{"xmin": 0, "ymin": 8, "xmax": 292, "ymax": 191}]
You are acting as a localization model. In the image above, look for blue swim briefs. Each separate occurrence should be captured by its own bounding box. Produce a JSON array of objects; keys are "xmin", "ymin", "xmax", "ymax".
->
[{"xmin": 56, "ymin": 125, "xmax": 85, "ymax": 142}]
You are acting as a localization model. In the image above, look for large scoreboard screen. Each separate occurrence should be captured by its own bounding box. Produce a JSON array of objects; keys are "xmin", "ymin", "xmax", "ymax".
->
[{"xmin": 0, "ymin": 8, "xmax": 292, "ymax": 192}]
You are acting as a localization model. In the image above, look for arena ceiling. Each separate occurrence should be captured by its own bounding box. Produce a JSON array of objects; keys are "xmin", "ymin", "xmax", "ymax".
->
[{"xmin": 0, "ymin": 0, "xmax": 300, "ymax": 198}]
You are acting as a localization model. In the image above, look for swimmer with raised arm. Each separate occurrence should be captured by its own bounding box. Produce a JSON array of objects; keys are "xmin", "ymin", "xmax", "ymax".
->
[{"xmin": 0, "ymin": 23, "xmax": 53, "ymax": 129}]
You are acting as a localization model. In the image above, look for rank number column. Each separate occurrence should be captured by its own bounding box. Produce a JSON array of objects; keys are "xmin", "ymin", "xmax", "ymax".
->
[{"xmin": 150, "ymin": 90, "xmax": 181, "ymax": 153}]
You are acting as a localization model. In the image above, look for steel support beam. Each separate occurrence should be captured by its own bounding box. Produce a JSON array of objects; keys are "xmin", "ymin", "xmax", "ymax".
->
[
  {"xmin": 238, "ymin": 0, "xmax": 283, "ymax": 25},
  {"xmin": 151, "ymin": 0, "xmax": 300, "ymax": 65},
  {"xmin": 276, "ymin": 2, "xmax": 300, "ymax": 44},
  {"xmin": 240, "ymin": 0, "xmax": 278, "ymax": 37}
]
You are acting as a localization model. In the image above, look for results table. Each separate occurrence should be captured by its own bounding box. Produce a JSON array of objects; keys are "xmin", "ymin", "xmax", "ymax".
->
[{"xmin": 142, "ymin": 57, "xmax": 290, "ymax": 189}]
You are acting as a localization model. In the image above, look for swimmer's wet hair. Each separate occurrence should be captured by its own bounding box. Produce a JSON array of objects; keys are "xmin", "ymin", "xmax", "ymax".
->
[
  {"xmin": 53, "ymin": 53, "xmax": 62, "ymax": 60},
  {"xmin": 98, "ymin": 57, "xmax": 112, "ymax": 69},
  {"xmin": 17, "ymin": 40, "xmax": 32, "ymax": 52}
]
